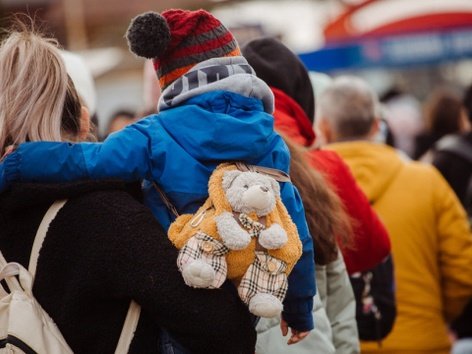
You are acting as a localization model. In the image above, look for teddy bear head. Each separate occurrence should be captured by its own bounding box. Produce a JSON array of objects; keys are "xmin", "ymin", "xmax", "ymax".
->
[{"xmin": 221, "ymin": 170, "xmax": 280, "ymax": 217}]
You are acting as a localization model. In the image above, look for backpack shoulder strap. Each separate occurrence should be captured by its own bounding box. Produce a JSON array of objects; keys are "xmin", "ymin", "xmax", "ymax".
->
[
  {"xmin": 0, "ymin": 246, "xmax": 8, "ymax": 268},
  {"xmin": 27, "ymin": 198, "xmax": 140, "ymax": 353},
  {"xmin": 115, "ymin": 301, "xmax": 141, "ymax": 354},
  {"xmin": 28, "ymin": 199, "xmax": 68, "ymax": 278},
  {"xmin": 235, "ymin": 162, "xmax": 291, "ymax": 183},
  {"xmin": 153, "ymin": 163, "xmax": 291, "ymax": 219},
  {"xmin": 435, "ymin": 135, "xmax": 472, "ymax": 164},
  {"xmin": 153, "ymin": 182, "xmax": 180, "ymax": 218}
]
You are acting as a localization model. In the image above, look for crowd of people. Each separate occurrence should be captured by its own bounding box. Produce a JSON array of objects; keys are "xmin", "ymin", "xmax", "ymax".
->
[{"xmin": 0, "ymin": 8, "xmax": 471, "ymax": 354}]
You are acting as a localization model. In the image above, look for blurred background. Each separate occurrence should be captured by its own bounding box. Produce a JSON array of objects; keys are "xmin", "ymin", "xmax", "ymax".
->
[{"xmin": 1, "ymin": 0, "xmax": 471, "ymax": 148}]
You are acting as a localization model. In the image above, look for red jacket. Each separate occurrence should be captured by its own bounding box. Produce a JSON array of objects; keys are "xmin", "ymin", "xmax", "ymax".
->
[{"xmin": 272, "ymin": 87, "xmax": 390, "ymax": 274}]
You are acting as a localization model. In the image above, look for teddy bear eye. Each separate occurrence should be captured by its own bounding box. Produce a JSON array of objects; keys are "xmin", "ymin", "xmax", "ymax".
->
[{"xmin": 243, "ymin": 185, "xmax": 249, "ymax": 189}]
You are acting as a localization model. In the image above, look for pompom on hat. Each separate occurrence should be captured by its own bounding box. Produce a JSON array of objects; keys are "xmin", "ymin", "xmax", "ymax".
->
[{"xmin": 126, "ymin": 9, "xmax": 241, "ymax": 89}]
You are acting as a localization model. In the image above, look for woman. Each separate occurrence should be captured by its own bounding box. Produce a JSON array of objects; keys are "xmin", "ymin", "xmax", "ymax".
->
[
  {"xmin": 242, "ymin": 37, "xmax": 390, "ymax": 276},
  {"xmin": 415, "ymin": 88, "xmax": 470, "ymax": 161},
  {"xmin": 256, "ymin": 136, "xmax": 359, "ymax": 354},
  {"xmin": 0, "ymin": 26, "xmax": 255, "ymax": 354}
]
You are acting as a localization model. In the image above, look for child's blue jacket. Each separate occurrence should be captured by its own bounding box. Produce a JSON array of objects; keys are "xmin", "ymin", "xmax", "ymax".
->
[{"xmin": 2, "ymin": 70, "xmax": 315, "ymax": 331}]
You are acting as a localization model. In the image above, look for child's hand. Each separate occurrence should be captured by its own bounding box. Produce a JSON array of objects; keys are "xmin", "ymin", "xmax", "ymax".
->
[
  {"xmin": 280, "ymin": 318, "xmax": 310, "ymax": 345},
  {"xmin": 1, "ymin": 145, "xmax": 15, "ymax": 161}
]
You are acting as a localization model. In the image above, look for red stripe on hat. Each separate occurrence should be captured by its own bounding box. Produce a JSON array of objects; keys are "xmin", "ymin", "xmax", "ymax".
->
[
  {"xmin": 174, "ymin": 18, "xmax": 222, "ymax": 37},
  {"xmin": 163, "ymin": 9, "xmax": 222, "ymax": 42}
]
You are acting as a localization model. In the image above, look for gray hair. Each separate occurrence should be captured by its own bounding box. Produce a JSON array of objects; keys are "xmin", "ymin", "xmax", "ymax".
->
[{"xmin": 317, "ymin": 76, "xmax": 379, "ymax": 140}]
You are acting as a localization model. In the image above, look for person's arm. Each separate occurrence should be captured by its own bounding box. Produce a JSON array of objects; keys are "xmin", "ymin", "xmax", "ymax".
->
[
  {"xmin": 433, "ymin": 169, "xmax": 472, "ymax": 322},
  {"xmin": 309, "ymin": 150, "xmax": 391, "ymax": 274},
  {"xmin": 100, "ymin": 190, "xmax": 256, "ymax": 354},
  {"xmin": 325, "ymin": 252, "xmax": 360, "ymax": 354},
  {"xmin": 280, "ymin": 183, "xmax": 316, "ymax": 335},
  {"xmin": 2, "ymin": 119, "xmax": 156, "ymax": 188}
]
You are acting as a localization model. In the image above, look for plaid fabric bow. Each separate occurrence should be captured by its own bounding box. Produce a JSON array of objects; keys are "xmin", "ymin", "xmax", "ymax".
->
[{"xmin": 239, "ymin": 213, "xmax": 265, "ymax": 238}]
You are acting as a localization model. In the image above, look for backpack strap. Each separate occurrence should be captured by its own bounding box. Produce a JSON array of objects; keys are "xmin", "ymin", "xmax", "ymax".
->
[
  {"xmin": 28, "ymin": 199, "xmax": 68, "ymax": 278},
  {"xmin": 153, "ymin": 182, "xmax": 180, "ymax": 218},
  {"xmin": 27, "ymin": 199, "xmax": 141, "ymax": 353},
  {"xmin": 235, "ymin": 162, "xmax": 291, "ymax": 183},
  {"xmin": 153, "ymin": 163, "xmax": 291, "ymax": 218},
  {"xmin": 0, "ymin": 247, "xmax": 9, "ymax": 269},
  {"xmin": 115, "ymin": 300, "xmax": 141, "ymax": 354}
]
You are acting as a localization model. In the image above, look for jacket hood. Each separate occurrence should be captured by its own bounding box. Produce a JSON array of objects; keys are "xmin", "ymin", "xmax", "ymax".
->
[
  {"xmin": 155, "ymin": 90, "xmax": 286, "ymax": 169},
  {"xmin": 242, "ymin": 37, "xmax": 315, "ymax": 122},
  {"xmin": 328, "ymin": 141, "xmax": 404, "ymax": 204},
  {"xmin": 272, "ymin": 88, "xmax": 316, "ymax": 147},
  {"xmin": 158, "ymin": 56, "xmax": 274, "ymax": 114}
]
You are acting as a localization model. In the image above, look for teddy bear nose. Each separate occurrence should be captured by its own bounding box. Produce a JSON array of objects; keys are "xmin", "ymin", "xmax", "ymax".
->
[{"xmin": 260, "ymin": 186, "xmax": 269, "ymax": 192}]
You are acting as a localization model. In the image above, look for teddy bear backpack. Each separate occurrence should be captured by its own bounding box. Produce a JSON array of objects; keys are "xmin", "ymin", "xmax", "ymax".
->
[{"xmin": 159, "ymin": 163, "xmax": 302, "ymax": 319}]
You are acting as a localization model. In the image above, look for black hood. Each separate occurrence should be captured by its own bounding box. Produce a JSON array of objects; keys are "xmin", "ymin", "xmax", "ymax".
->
[{"xmin": 242, "ymin": 37, "xmax": 315, "ymax": 122}]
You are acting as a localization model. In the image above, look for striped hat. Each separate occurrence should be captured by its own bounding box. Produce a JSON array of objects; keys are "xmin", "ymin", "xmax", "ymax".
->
[{"xmin": 126, "ymin": 9, "xmax": 241, "ymax": 89}]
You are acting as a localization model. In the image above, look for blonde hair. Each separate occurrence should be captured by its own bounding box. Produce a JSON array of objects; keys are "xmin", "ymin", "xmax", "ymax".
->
[{"xmin": 0, "ymin": 25, "xmax": 82, "ymax": 154}]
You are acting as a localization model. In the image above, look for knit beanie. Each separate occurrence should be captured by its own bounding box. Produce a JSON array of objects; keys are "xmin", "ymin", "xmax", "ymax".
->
[
  {"xmin": 242, "ymin": 37, "xmax": 315, "ymax": 123},
  {"xmin": 126, "ymin": 9, "xmax": 241, "ymax": 90}
]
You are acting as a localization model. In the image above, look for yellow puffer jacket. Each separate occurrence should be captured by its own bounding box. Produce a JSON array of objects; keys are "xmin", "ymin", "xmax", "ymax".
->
[
  {"xmin": 329, "ymin": 141, "xmax": 472, "ymax": 354},
  {"xmin": 168, "ymin": 163, "xmax": 302, "ymax": 281}
]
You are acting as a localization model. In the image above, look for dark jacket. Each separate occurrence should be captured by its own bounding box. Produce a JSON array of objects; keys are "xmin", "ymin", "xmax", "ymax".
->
[
  {"xmin": 0, "ymin": 181, "xmax": 256, "ymax": 354},
  {"xmin": 432, "ymin": 132, "xmax": 472, "ymax": 208},
  {"xmin": 432, "ymin": 132, "xmax": 472, "ymax": 340}
]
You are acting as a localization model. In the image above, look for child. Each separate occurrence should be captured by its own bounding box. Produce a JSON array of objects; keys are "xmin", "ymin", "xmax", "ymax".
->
[{"xmin": 0, "ymin": 9, "xmax": 315, "ymax": 342}]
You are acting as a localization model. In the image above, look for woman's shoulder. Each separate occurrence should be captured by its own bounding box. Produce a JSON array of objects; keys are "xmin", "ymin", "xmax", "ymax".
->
[
  {"xmin": 60, "ymin": 182, "xmax": 166, "ymax": 242},
  {"xmin": 71, "ymin": 182, "xmax": 147, "ymax": 216}
]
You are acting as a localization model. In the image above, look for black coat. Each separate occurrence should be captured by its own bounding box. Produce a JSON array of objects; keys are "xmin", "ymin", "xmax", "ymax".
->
[
  {"xmin": 0, "ymin": 181, "xmax": 256, "ymax": 354},
  {"xmin": 432, "ymin": 132, "xmax": 472, "ymax": 339},
  {"xmin": 432, "ymin": 132, "xmax": 472, "ymax": 208}
]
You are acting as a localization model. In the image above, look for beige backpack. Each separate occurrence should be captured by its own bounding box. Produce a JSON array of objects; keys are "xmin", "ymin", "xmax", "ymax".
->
[{"xmin": 0, "ymin": 200, "xmax": 140, "ymax": 354}]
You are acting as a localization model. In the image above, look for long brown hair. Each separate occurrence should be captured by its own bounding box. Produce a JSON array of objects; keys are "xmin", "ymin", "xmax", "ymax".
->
[
  {"xmin": 284, "ymin": 136, "xmax": 353, "ymax": 265},
  {"xmin": 425, "ymin": 88, "xmax": 464, "ymax": 136}
]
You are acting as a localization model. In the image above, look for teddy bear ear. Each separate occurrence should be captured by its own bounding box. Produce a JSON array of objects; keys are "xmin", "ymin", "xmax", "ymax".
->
[
  {"xmin": 222, "ymin": 170, "xmax": 242, "ymax": 190},
  {"xmin": 269, "ymin": 177, "xmax": 281, "ymax": 196},
  {"xmin": 126, "ymin": 11, "xmax": 171, "ymax": 59}
]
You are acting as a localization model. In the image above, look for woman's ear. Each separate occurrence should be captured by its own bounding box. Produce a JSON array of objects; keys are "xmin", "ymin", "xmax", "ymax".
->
[
  {"xmin": 368, "ymin": 118, "xmax": 381, "ymax": 139},
  {"xmin": 459, "ymin": 108, "xmax": 471, "ymax": 132},
  {"xmin": 79, "ymin": 106, "xmax": 91, "ymax": 140},
  {"xmin": 315, "ymin": 118, "xmax": 332, "ymax": 145}
]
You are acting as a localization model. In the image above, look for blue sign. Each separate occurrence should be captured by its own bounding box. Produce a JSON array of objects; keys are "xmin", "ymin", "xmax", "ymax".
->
[{"xmin": 299, "ymin": 28, "xmax": 472, "ymax": 72}]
